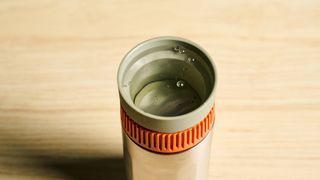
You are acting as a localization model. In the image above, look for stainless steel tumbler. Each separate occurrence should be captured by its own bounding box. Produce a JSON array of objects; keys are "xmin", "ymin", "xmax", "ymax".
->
[{"xmin": 117, "ymin": 37, "xmax": 217, "ymax": 180}]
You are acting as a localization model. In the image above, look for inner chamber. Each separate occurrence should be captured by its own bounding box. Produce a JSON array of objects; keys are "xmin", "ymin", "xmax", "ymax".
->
[{"xmin": 123, "ymin": 40, "xmax": 215, "ymax": 117}]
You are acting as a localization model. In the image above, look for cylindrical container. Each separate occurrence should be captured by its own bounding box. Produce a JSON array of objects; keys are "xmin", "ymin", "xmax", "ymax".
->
[{"xmin": 117, "ymin": 37, "xmax": 217, "ymax": 180}]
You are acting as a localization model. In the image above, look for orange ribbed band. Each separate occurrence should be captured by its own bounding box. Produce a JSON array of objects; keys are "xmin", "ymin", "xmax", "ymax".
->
[{"xmin": 121, "ymin": 106, "xmax": 215, "ymax": 153}]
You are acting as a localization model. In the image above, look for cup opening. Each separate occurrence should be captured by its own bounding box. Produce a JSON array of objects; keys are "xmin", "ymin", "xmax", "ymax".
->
[{"xmin": 120, "ymin": 38, "xmax": 215, "ymax": 117}]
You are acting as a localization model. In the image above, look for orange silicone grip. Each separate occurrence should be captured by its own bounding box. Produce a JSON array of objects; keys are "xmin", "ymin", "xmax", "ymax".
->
[{"xmin": 121, "ymin": 106, "xmax": 215, "ymax": 153}]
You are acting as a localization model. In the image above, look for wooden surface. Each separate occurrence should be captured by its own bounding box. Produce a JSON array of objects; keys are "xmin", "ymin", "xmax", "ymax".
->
[{"xmin": 0, "ymin": 0, "xmax": 319, "ymax": 179}]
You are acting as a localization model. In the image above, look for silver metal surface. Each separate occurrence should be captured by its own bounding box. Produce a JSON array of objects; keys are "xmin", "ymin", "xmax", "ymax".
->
[{"xmin": 122, "ymin": 131, "xmax": 213, "ymax": 180}]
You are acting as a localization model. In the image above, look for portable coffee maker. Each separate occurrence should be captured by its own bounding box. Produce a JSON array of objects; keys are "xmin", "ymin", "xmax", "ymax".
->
[{"xmin": 117, "ymin": 37, "xmax": 217, "ymax": 180}]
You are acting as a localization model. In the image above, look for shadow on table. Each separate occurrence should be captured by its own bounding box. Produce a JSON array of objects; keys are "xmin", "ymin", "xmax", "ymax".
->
[
  {"xmin": 36, "ymin": 155, "xmax": 126, "ymax": 180},
  {"xmin": 0, "ymin": 131, "xmax": 126, "ymax": 180}
]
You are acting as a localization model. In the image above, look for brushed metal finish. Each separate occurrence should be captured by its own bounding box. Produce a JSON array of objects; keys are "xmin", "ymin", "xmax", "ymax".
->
[{"xmin": 122, "ymin": 130, "xmax": 213, "ymax": 180}]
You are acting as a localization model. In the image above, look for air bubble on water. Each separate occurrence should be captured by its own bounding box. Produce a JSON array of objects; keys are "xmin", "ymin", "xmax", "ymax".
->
[
  {"xmin": 176, "ymin": 80, "xmax": 185, "ymax": 88},
  {"xmin": 173, "ymin": 46, "xmax": 185, "ymax": 54},
  {"xmin": 186, "ymin": 57, "xmax": 195, "ymax": 63}
]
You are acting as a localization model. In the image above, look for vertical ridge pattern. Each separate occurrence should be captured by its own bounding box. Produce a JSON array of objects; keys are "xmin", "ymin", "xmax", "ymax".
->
[{"xmin": 121, "ymin": 106, "xmax": 215, "ymax": 153}]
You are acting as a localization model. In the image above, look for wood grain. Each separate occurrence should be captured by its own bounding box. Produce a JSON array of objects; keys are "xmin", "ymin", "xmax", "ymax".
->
[{"xmin": 0, "ymin": 0, "xmax": 319, "ymax": 179}]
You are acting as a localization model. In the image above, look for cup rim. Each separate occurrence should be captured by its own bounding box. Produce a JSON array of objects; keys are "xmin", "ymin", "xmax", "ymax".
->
[{"xmin": 117, "ymin": 36, "xmax": 217, "ymax": 132}]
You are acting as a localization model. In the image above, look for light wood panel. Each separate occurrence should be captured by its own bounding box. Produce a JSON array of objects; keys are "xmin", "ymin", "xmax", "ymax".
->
[{"xmin": 0, "ymin": 0, "xmax": 319, "ymax": 179}]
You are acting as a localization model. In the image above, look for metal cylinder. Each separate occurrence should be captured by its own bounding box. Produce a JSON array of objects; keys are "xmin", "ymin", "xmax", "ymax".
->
[{"xmin": 117, "ymin": 36, "xmax": 217, "ymax": 180}]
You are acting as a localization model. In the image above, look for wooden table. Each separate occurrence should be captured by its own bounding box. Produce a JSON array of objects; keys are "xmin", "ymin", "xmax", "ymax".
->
[{"xmin": 0, "ymin": 0, "xmax": 319, "ymax": 179}]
